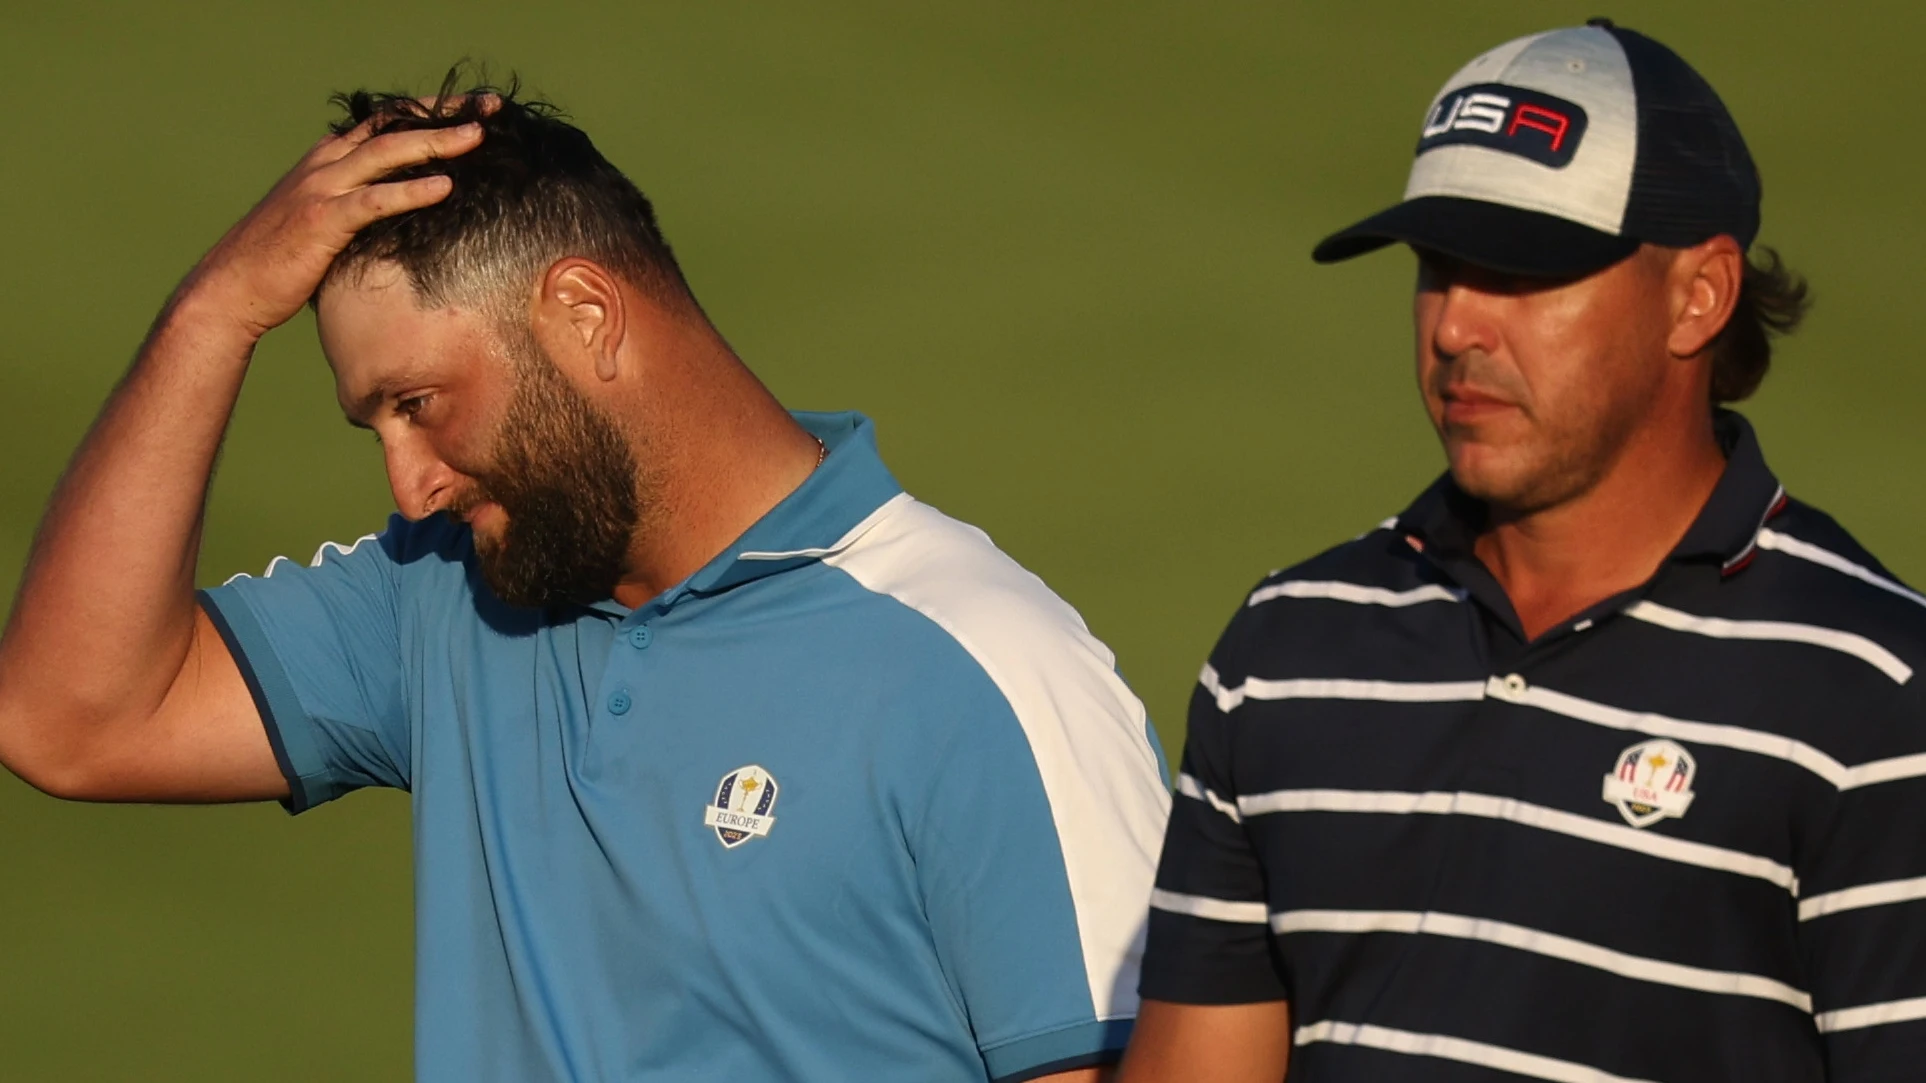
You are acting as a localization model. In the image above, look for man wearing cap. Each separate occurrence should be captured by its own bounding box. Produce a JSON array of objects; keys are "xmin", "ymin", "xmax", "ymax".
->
[{"xmin": 1120, "ymin": 19, "xmax": 1926, "ymax": 1083}]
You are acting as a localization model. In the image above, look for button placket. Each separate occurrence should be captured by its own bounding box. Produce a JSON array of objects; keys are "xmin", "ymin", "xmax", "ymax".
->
[
  {"xmin": 605, "ymin": 618, "xmax": 653, "ymax": 719},
  {"xmin": 1488, "ymin": 672, "xmax": 1529, "ymax": 702}
]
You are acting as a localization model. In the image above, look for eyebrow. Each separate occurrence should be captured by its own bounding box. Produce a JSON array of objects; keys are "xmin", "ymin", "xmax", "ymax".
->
[{"xmin": 343, "ymin": 376, "xmax": 421, "ymax": 428}]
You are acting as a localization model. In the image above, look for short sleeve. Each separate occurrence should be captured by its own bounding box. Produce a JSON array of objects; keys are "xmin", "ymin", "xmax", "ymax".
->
[
  {"xmin": 1139, "ymin": 597, "xmax": 1289, "ymax": 1005},
  {"xmin": 198, "ymin": 522, "xmax": 411, "ymax": 813},
  {"xmin": 1797, "ymin": 736, "xmax": 1926, "ymax": 1081},
  {"xmin": 908, "ymin": 654, "xmax": 1169, "ymax": 1082}
]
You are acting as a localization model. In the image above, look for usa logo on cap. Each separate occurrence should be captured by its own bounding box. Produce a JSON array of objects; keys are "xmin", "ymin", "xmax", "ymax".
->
[
  {"xmin": 1417, "ymin": 82, "xmax": 1588, "ymax": 169},
  {"xmin": 1314, "ymin": 19, "xmax": 1762, "ymax": 279}
]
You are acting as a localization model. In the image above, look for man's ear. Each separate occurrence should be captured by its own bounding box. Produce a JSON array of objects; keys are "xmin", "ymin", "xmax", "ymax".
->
[
  {"xmin": 1666, "ymin": 236, "xmax": 1745, "ymax": 360},
  {"xmin": 533, "ymin": 259, "xmax": 627, "ymax": 382}
]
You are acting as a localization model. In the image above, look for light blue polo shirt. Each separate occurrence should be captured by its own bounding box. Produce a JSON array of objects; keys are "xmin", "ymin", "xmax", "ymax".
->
[{"xmin": 199, "ymin": 411, "xmax": 1171, "ymax": 1083}]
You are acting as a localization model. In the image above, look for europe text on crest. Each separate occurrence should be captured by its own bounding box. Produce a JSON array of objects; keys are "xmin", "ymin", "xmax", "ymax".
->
[
  {"xmin": 1601, "ymin": 738, "xmax": 1696, "ymax": 829},
  {"xmin": 702, "ymin": 764, "xmax": 779, "ymax": 848}
]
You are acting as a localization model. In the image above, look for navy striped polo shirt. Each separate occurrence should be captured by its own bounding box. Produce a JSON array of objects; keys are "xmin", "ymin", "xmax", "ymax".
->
[{"xmin": 1142, "ymin": 411, "xmax": 1926, "ymax": 1082}]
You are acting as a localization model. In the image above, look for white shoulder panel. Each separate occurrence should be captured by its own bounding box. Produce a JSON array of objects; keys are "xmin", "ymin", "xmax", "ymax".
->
[{"xmin": 824, "ymin": 497, "xmax": 1170, "ymax": 1019}]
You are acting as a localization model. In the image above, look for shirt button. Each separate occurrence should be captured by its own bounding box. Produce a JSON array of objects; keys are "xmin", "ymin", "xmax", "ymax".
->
[
  {"xmin": 608, "ymin": 689, "xmax": 633, "ymax": 715},
  {"xmin": 627, "ymin": 625, "xmax": 653, "ymax": 649},
  {"xmin": 1500, "ymin": 673, "xmax": 1528, "ymax": 698}
]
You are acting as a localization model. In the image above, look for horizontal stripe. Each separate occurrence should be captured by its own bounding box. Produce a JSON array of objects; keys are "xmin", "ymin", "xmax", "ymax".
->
[
  {"xmin": 1814, "ymin": 995, "xmax": 1926, "ymax": 1034},
  {"xmin": 1149, "ymin": 888, "xmax": 1268, "ymax": 924},
  {"xmin": 1244, "ymin": 676, "xmax": 1488, "ymax": 704},
  {"xmin": 1199, "ymin": 666, "xmax": 1488, "ymax": 714},
  {"xmin": 1175, "ymin": 772, "xmax": 1241, "ymax": 822},
  {"xmin": 1491, "ymin": 677, "xmax": 1853, "ymax": 788},
  {"xmin": 1625, "ymin": 599, "xmax": 1912, "ymax": 684},
  {"xmin": 1758, "ymin": 529, "xmax": 1926, "ymax": 610},
  {"xmin": 1198, "ymin": 663, "xmax": 1240, "ymax": 712},
  {"xmin": 1800, "ymin": 875, "xmax": 1926, "ymax": 922},
  {"xmin": 1246, "ymin": 580, "xmax": 1465, "ymax": 609},
  {"xmin": 1294, "ymin": 1020, "xmax": 1661, "ymax": 1083},
  {"xmin": 1214, "ymin": 667, "xmax": 1926, "ymax": 792},
  {"xmin": 1841, "ymin": 752, "xmax": 1926, "ymax": 791},
  {"xmin": 1272, "ymin": 909, "xmax": 1809, "ymax": 1010},
  {"xmin": 1237, "ymin": 788, "xmax": 1797, "ymax": 893},
  {"xmin": 1499, "ymin": 677, "xmax": 1926, "ymax": 792}
]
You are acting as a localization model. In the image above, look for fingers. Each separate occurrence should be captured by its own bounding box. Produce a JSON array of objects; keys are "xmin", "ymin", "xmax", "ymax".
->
[
  {"xmin": 306, "ymin": 92, "xmax": 498, "ymax": 168},
  {"xmin": 323, "ymin": 122, "xmax": 483, "ymax": 189},
  {"xmin": 332, "ymin": 175, "xmax": 455, "ymax": 234},
  {"xmin": 305, "ymin": 112, "xmax": 386, "ymax": 166},
  {"xmin": 421, "ymin": 91, "xmax": 501, "ymax": 117}
]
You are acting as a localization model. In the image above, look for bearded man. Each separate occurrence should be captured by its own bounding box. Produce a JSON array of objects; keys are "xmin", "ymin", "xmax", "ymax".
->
[{"xmin": 0, "ymin": 82, "xmax": 1169, "ymax": 1083}]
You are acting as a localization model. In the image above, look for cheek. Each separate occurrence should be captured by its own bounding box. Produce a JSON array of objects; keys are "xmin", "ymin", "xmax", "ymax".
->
[
  {"xmin": 1533, "ymin": 318, "xmax": 1658, "ymax": 430},
  {"xmin": 432, "ymin": 399, "xmax": 510, "ymax": 476},
  {"xmin": 1501, "ymin": 294, "xmax": 1600, "ymax": 418},
  {"xmin": 1412, "ymin": 293, "xmax": 1446, "ymax": 401},
  {"xmin": 1412, "ymin": 292, "xmax": 1441, "ymax": 359}
]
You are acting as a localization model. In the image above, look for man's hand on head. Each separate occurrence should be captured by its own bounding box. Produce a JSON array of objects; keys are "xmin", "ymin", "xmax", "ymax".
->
[{"xmin": 176, "ymin": 99, "xmax": 489, "ymax": 344}]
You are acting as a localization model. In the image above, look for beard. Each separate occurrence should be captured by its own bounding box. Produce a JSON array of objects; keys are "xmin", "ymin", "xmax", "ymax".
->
[{"xmin": 450, "ymin": 332, "xmax": 644, "ymax": 609}]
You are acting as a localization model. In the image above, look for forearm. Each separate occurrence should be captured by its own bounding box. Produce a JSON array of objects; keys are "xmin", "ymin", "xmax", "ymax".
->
[
  {"xmin": 0, "ymin": 106, "xmax": 479, "ymax": 800},
  {"xmin": 0, "ymin": 289, "xmax": 256, "ymax": 781},
  {"xmin": 1117, "ymin": 1000, "xmax": 1292, "ymax": 1083}
]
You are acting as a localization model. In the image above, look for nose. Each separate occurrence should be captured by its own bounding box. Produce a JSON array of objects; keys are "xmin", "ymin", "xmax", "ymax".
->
[
  {"xmin": 1428, "ymin": 281, "xmax": 1503, "ymax": 365},
  {"xmin": 382, "ymin": 435, "xmax": 463, "ymax": 522}
]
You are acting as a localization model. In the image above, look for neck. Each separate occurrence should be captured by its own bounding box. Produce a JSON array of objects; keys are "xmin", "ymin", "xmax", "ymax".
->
[
  {"xmin": 610, "ymin": 326, "xmax": 821, "ymax": 608},
  {"xmin": 1472, "ymin": 407, "xmax": 1726, "ymax": 641}
]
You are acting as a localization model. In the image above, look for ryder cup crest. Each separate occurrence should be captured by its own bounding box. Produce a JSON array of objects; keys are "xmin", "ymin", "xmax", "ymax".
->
[
  {"xmin": 703, "ymin": 764, "xmax": 779, "ymax": 848},
  {"xmin": 1602, "ymin": 739, "xmax": 1696, "ymax": 828}
]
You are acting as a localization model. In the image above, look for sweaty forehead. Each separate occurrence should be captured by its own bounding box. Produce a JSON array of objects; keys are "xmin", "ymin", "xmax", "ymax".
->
[{"xmin": 315, "ymin": 263, "xmax": 503, "ymax": 418}]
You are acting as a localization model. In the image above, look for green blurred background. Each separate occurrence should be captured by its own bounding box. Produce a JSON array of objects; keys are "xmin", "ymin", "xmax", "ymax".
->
[{"xmin": 4, "ymin": 1, "xmax": 1923, "ymax": 1077}]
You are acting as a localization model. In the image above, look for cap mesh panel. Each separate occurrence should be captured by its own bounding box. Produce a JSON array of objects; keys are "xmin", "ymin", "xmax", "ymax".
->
[{"xmin": 1612, "ymin": 27, "xmax": 1761, "ymax": 248}]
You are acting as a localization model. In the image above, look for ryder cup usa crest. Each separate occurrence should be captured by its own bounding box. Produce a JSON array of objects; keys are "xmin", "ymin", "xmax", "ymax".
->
[
  {"xmin": 1602, "ymin": 739, "xmax": 1696, "ymax": 828},
  {"xmin": 703, "ymin": 764, "xmax": 779, "ymax": 848}
]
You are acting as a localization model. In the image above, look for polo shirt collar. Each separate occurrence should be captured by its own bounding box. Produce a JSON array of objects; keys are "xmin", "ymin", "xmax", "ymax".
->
[
  {"xmin": 576, "ymin": 411, "xmax": 903, "ymax": 618},
  {"xmin": 1396, "ymin": 408, "xmax": 1785, "ymax": 577},
  {"xmin": 1669, "ymin": 410, "xmax": 1786, "ymax": 568},
  {"xmin": 685, "ymin": 410, "xmax": 905, "ymax": 595}
]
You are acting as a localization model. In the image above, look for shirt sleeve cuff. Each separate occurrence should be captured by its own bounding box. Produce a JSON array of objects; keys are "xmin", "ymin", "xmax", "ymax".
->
[
  {"xmin": 983, "ymin": 1017, "xmax": 1132, "ymax": 1082},
  {"xmin": 198, "ymin": 587, "xmax": 339, "ymax": 814}
]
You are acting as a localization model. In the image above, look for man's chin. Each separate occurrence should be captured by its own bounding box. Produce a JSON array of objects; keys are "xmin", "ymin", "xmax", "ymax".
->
[
  {"xmin": 1448, "ymin": 445, "xmax": 1591, "ymax": 517},
  {"xmin": 1448, "ymin": 443, "xmax": 1539, "ymax": 506},
  {"xmin": 474, "ymin": 548, "xmax": 617, "ymax": 610}
]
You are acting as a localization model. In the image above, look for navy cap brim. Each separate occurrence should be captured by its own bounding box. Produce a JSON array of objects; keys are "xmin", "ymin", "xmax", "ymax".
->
[{"xmin": 1312, "ymin": 196, "xmax": 1640, "ymax": 278}]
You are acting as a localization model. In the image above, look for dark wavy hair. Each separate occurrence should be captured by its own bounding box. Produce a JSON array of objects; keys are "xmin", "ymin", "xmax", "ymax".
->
[
  {"xmin": 320, "ymin": 67, "xmax": 696, "ymax": 317},
  {"xmin": 1707, "ymin": 247, "xmax": 1811, "ymax": 403}
]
